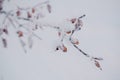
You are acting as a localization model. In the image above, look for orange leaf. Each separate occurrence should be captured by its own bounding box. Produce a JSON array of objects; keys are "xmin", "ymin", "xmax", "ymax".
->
[
  {"xmin": 16, "ymin": 10, "xmax": 20, "ymax": 16},
  {"xmin": 94, "ymin": 60, "xmax": 102, "ymax": 70},
  {"xmin": 74, "ymin": 41, "xmax": 79, "ymax": 45},
  {"xmin": 62, "ymin": 45, "xmax": 67, "ymax": 52},
  {"xmin": 27, "ymin": 12, "xmax": 32, "ymax": 18},
  {"xmin": 17, "ymin": 31, "xmax": 23, "ymax": 37},
  {"xmin": 66, "ymin": 31, "xmax": 71, "ymax": 34},
  {"xmin": 32, "ymin": 8, "xmax": 35, "ymax": 13},
  {"xmin": 71, "ymin": 38, "xmax": 79, "ymax": 45}
]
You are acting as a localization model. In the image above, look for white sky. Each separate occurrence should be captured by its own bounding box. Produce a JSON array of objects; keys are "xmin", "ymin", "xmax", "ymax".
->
[{"xmin": 0, "ymin": 0, "xmax": 120, "ymax": 80}]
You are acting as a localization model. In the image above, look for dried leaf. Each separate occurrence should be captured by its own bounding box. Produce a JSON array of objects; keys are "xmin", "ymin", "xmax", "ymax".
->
[
  {"xmin": 66, "ymin": 31, "xmax": 71, "ymax": 34},
  {"xmin": 71, "ymin": 38, "xmax": 79, "ymax": 45},
  {"xmin": 27, "ymin": 12, "xmax": 32, "ymax": 18},
  {"xmin": 47, "ymin": 4, "xmax": 51, "ymax": 13},
  {"xmin": 74, "ymin": 41, "xmax": 79, "ymax": 45},
  {"xmin": 62, "ymin": 45, "xmax": 67, "ymax": 52},
  {"xmin": 32, "ymin": 8, "xmax": 35, "ymax": 13},
  {"xmin": 17, "ymin": 31, "xmax": 23, "ymax": 37},
  {"xmin": 56, "ymin": 44, "xmax": 67, "ymax": 52},
  {"xmin": 16, "ymin": 10, "xmax": 21, "ymax": 16},
  {"xmin": 94, "ymin": 60, "xmax": 102, "ymax": 70},
  {"xmin": 2, "ymin": 38, "xmax": 7, "ymax": 48}
]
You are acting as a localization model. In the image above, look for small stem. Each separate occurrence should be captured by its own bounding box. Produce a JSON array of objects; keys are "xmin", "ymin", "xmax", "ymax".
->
[
  {"xmin": 78, "ymin": 14, "xmax": 86, "ymax": 19},
  {"xmin": 69, "ymin": 31, "xmax": 90, "ymax": 57},
  {"xmin": 71, "ymin": 42, "xmax": 90, "ymax": 57},
  {"xmin": 32, "ymin": 33, "xmax": 42, "ymax": 40},
  {"xmin": 19, "ymin": 39, "xmax": 27, "ymax": 53},
  {"xmin": 69, "ymin": 30, "xmax": 103, "ymax": 61}
]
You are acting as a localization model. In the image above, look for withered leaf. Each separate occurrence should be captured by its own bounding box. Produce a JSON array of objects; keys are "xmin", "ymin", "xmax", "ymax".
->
[
  {"xmin": 66, "ymin": 31, "xmax": 71, "ymax": 34},
  {"xmin": 94, "ymin": 60, "xmax": 102, "ymax": 70},
  {"xmin": 17, "ymin": 31, "xmax": 23, "ymax": 37},
  {"xmin": 62, "ymin": 45, "xmax": 67, "ymax": 52},
  {"xmin": 32, "ymin": 8, "xmax": 35, "ymax": 13},
  {"xmin": 27, "ymin": 12, "xmax": 32, "ymax": 18},
  {"xmin": 74, "ymin": 40, "xmax": 79, "ymax": 45},
  {"xmin": 16, "ymin": 10, "xmax": 21, "ymax": 16},
  {"xmin": 71, "ymin": 38, "xmax": 79, "ymax": 45}
]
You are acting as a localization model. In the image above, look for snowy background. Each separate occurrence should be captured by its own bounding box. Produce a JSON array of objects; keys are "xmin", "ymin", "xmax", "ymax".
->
[{"xmin": 0, "ymin": 0, "xmax": 120, "ymax": 80}]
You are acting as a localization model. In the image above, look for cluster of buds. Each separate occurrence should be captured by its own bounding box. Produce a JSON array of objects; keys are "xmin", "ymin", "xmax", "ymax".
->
[{"xmin": 70, "ymin": 17, "xmax": 83, "ymax": 31}]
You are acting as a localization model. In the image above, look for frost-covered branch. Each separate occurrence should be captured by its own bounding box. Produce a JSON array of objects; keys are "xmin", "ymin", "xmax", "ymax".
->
[
  {"xmin": 55, "ymin": 15, "xmax": 103, "ymax": 70},
  {"xmin": 0, "ymin": 0, "xmax": 103, "ymax": 70},
  {"xmin": 0, "ymin": 0, "xmax": 51, "ymax": 52}
]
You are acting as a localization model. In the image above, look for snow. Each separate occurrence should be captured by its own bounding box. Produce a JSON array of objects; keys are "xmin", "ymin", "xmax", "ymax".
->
[{"xmin": 0, "ymin": 0, "xmax": 120, "ymax": 80}]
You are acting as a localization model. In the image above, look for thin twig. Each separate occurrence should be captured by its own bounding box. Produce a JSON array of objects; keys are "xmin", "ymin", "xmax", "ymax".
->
[
  {"xmin": 7, "ymin": 17, "xmax": 27, "ymax": 53},
  {"xmin": 19, "ymin": 39, "xmax": 27, "ymax": 53},
  {"xmin": 69, "ymin": 29, "xmax": 103, "ymax": 61},
  {"xmin": 71, "ymin": 42, "xmax": 90, "ymax": 57},
  {"xmin": 69, "ymin": 30, "xmax": 90, "ymax": 57},
  {"xmin": 19, "ymin": 25, "xmax": 42, "ymax": 40},
  {"xmin": 78, "ymin": 14, "xmax": 86, "ymax": 19}
]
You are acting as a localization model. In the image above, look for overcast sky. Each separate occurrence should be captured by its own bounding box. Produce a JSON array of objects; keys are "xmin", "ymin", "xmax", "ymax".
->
[{"xmin": 0, "ymin": 0, "xmax": 120, "ymax": 80}]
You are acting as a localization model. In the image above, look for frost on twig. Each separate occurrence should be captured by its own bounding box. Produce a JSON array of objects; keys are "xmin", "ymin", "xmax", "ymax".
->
[
  {"xmin": 0, "ymin": 0, "xmax": 103, "ymax": 70},
  {"xmin": 55, "ymin": 15, "xmax": 103, "ymax": 70},
  {"xmin": 0, "ymin": 0, "xmax": 51, "ymax": 52}
]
